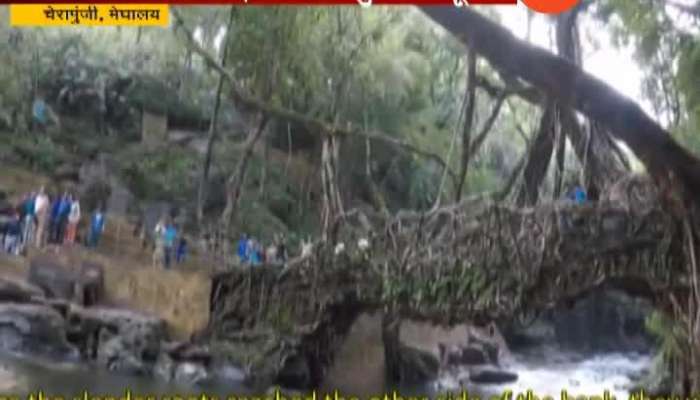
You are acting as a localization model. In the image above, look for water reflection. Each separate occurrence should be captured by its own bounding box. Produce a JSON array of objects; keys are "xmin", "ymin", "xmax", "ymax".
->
[{"xmin": 0, "ymin": 352, "xmax": 249, "ymax": 398}]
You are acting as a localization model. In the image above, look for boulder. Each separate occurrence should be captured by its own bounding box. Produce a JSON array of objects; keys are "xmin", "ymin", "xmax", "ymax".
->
[
  {"xmin": 276, "ymin": 353, "xmax": 311, "ymax": 389},
  {"xmin": 0, "ymin": 277, "xmax": 45, "ymax": 303},
  {"xmin": 67, "ymin": 306, "xmax": 167, "ymax": 375},
  {"xmin": 386, "ymin": 343, "xmax": 440, "ymax": 384},
  {"xmin": 98, "ymin": 331, "xmax": 148, "ymax": 375},
  {"xmin": 28, "ymin": 258, "xmax": 105, "ymax": 307},
  {"xmin": 468, "ymin": 369, "xmax": 518, "ymax": 385},
  {"xmin": 0, "ymin": 303, "xmax": 77, "ymax": 359},
  {"xmin": 28, "ymin": 257, "xmax": 77, "ymax": 301},
  {"xmin": 460, "ymin": 346, "xmax": 489, "ymax": 365},
  {"xmin": 439, "ymin": 343, "xmax": 488, "ymax": 368}
]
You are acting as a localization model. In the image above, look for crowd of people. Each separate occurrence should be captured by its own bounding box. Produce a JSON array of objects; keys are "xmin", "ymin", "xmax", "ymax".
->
[
  {"xmin": 236, "ymin": 234, "xmax": 288, "ymax": 266},
  {"xmin": 1, "ymin": 186, "xmax": 107, "ymax": 256}
]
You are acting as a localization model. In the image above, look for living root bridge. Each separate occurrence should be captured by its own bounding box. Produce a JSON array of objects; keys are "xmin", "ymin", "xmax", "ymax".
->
[
  {"xmin": 206, "ymin": 197, "xmax": 687, "ymax": 387},
  {"xmin": 209, "ymin": 201, "xmax": 685, "ymax": 326}
]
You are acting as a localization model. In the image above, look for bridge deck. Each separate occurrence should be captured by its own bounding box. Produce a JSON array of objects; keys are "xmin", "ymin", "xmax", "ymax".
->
[{"xmin": 209, "ymin": 201, "xmax": 684, "ymax": 336}]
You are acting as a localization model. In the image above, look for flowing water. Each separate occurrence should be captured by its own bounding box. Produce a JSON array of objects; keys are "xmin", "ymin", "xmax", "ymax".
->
[
  {"xmin": 433, "ymin": 347, "xmax": 652, "ymax": 400},
  {"xmin": 0, "ymin": 347, "xmax": 650, "ymax": 400},
  {"xmin": 0, "ymin": 311, "xmax": 651, "ymax": 400}
]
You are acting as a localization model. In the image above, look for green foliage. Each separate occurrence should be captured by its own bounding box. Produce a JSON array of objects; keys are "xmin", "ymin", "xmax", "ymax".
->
[
  {"xmin": 8, "ymin": 135, "xmax": 65, "ymax": 173},
  {"xmin": 119, "ymin": 147, "xmax": 198, "ymax": 202},
  {"xmin": 645, "ymin": 310, "xmax": 684, "ymax": 362},
  {"xmin": 596, "ymin": 0, "xmax": 697, "ymax": 129}
]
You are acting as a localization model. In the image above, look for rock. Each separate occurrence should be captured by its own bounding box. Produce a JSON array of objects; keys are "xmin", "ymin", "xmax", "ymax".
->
[
  {"xmin": 77, "ymin": 262, "xmax": 104, "ymax": 307},
  {"xmin": 0, "ymin": 277, "xmax": 45, "ymax": 303},
  {"xmin": 0, "ymin": 303, "xmax": 77, "ymax": 359},
  {"xmin": 174, "ymin": 362, "xmax": 208, "ymax": 385},
  {"xmin": 468, "ymin": 369, "xmax": 518, "ymax": 385},
  {"xmin": 439, "ymin": 343, "xmax": 488, "ymax": 368},
  {"xmin": 28, "ymin": 258, "xmax": 105, "ymax": 307},
  {"xmin": 460, "ymin": 346, "xmax": 489, "ymax": 365},
  {"xmin": 28, "ymin": 257, "xmax": 77, "ymax": 301},
  {"xmin": 98, "ymin": 332, "xmax": 148, "ymax": 375},
  {"xmin": 276, "ymin": 354, "xmax": 311, "ymax": 389},
  {"xmin": 68, "ymin": 306, "xmax": 167, "ymax": 375},
  {"xmin": 467, "ymin": 324, "xmax": 510, "ymax": 366},
  {"xmin": 387, "ymin": 343, "xmax": 440, "ymax": 384}
]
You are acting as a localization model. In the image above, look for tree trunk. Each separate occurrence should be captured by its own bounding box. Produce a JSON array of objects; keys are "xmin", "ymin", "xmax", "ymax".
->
[
  {"xmin": 365, "ymin": 129, "xmax": 388, "ymax": 215},
  {"xmin": 555, "ymin": 8, "xmax": 625, "ymax": 200},
  {"xmin": 419, "ymin": 6, "xmax": 700, "ymax": 204},
  {"xmin": 320, "ymin": 134, "xmax": 344, "ymax": 240},
  {"xmin": 516, "ymin": 101, "xmax": 556, "ymax": 206},
  {"xmin": 552, "ymin": 106, "xmax": 566, "ymax": 199},
  {"xmin": 455, "ymin": 47, "xmax": 478, "ymax": 202},
  {"xmin": 196, "ymin": 6, "xmax": 235, "ymax": 228},
  {"xmin": 220, "ymin": 114, "xmax": 270, "ymax": 251}
]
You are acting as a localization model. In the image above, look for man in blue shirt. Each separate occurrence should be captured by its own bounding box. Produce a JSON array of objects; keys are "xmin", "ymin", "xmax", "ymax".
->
[
  {"xmin": 57, "ymin": 193, "xmax": 72, "ymax": 243},
  {"xmin": 49, "ymin": 195, "xmax": 62, "ymax": 243},
  {"xmin": 163, "ymin": 223, "xmax": 177, "ymax": 269},
  {"xmin": 88, "ymin": 209, "xmax": 105, "ymax": 248}
]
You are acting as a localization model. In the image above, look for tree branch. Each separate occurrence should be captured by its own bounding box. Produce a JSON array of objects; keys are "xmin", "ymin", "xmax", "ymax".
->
[
  {"xmin": 420, "ymin": 6, "xmax": 700, "ymax": 205},
  {"xmin": 170, "ymin": 7, "xmax": 458, "ymax": 191}
]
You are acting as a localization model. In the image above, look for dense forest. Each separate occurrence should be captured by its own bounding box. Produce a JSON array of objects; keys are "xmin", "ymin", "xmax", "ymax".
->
[{"xmin": 2, "ymin": 1, "xmax": 700, "ymax": 393}]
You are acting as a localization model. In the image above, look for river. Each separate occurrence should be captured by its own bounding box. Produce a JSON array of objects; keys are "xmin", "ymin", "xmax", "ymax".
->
[
  {"xmin": 433, "ymin": 347, "xmax": 651, "ymax": 400},
  {"xmin": 0, "ymin": 331, "xmax": 651, "ymax": 400}
]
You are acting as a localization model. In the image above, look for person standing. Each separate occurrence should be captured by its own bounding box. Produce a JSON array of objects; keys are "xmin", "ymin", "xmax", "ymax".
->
[
  {"xmin": 176, "ymin": 237, "xmax": 187, "ymax": 264},
  {"xmin": 20, "ymin": 192, "xmax": 36, "ymax": 248},
  {"xmin": 88, "ymin": 208, "xmax": 105, "ymax": 248},
  {"xmin": 64, "ymin": 195, "xmax": 80, "ymax": 244},
  {"xmin": 163, "ymin": 222, "xmax": 177, "ymax": 269},
  {"xmin": 34, "ymin": 187, "xmax": 49, "ymax": 248},
  {"xmin": 49, "ymin": 195, "xmax": 62, "ymax": 243},
  {"xmin": 57, "ymin": 192, "xmax": 72, "ymax": 243},
  {"xmin": 153, "ymin": 217, "xmax": 166, "ymax": 268}
]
